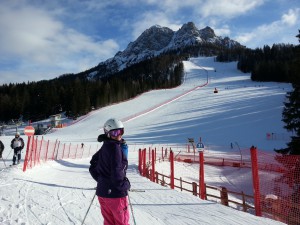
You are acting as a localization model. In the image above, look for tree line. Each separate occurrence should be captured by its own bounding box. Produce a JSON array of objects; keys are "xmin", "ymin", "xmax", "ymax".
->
[
  {"xmin": 237, "ymin": 44, "xmax": 297, "ymax": 83},
  {"xmin": 0, "ymin": 54, "xmax": 184, "ymax": 123}
]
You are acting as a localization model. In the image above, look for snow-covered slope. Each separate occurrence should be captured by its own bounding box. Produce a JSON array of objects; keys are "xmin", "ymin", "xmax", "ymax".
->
[{"xmin": 0, "ymin": 57, "xmax": 290, "ymax": 224}]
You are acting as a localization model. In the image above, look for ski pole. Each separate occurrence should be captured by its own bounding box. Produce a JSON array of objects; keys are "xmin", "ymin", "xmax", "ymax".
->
[
  {"xmin": 1, "ymin": 157, "xmax": 7, "ymax": 168},
  {"xmin": 81, "ymin": 191, "xmax": 96, "ymax": 225},
  {"xmin": 129, "ymin": 189, "xmax": 145, "ymax": 192},
  {"xmin": 128, "ymin": 192, "xmax": 137, "ymax": 225},
  {"xmin": 1, "ymin": 148, "xmax": 13, "ymax": 169},
  {"xmin": 5, "ymin": 148, "xmax": 13, "ymax": 160}
]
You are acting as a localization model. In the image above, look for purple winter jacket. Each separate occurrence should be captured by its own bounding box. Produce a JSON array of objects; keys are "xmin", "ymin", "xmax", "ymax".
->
[{"xmin": 89, "ymin": 134, "xmax": 130, "ymax": 198}]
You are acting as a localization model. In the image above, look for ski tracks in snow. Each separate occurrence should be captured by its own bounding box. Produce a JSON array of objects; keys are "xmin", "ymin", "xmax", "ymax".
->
[
  {"xmin": 0, "ymin": 163, "xmax": 98, "ymax": 225},
  {"xmin": 127, "ymin": 165, "xmax": 209, "ymax": 225}
]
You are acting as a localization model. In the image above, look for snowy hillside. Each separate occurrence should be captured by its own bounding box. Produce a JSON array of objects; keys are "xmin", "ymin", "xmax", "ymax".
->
[{"xmin": 0, "ymin": 57, "xmax": 290, "ymax": 224}]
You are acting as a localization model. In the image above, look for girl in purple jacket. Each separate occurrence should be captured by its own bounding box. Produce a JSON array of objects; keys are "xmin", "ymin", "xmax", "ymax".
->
[{"xmin": 89, "ymin": 118, "xmax": 131, "ymax": 225}]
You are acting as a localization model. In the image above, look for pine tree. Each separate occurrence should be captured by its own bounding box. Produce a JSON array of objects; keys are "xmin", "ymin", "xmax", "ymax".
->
[
  {"xmin": 272, "ymin": 32, "xmax": 300, "ymax": 225},
  {"xmin": 282, "ymin": 87, "xmax": 300, "ymax": 154},
  {"xmin": 279, "ymin": 30, "xmax": 300, "ymax": 155}
]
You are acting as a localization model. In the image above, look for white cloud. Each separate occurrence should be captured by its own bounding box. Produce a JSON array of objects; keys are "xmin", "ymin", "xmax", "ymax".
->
[
  {"xmin": 144, "ymin": 0, "xmax": 265, "ymax": 19},
  {"xmin": 0, "ymin": 1, "xmax": 119, "ymax": 84},
  {"xmin": 214, "ymin": 26, "xmax": 231, "ymax": 37},
  {"xmin": 281, "ymin": 8, "xmax": 299, "ymax": 26},
  {"xmin": 235, "ymin": 8, "xmax": 300, "ymax": 48},
  {"xmin": 145, "ymin": 0, "xmax": 201, "ymax": 13},
  {"xmin": 199, "ymin": 0, "xmax": 265, "ymax": 18}
]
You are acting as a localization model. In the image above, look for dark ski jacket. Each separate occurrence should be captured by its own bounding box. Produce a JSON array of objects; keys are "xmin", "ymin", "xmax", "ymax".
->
[
  {"xmin": 0, "ymin": 140, "xmax": 4, "ymax": 152},
  {"xmin": 89, "ymin": 134, "xmax": 130, "ymax": 198},
  {"xmin": 10, "ymin": 137, "xmax": 24, "ymax": 151}
]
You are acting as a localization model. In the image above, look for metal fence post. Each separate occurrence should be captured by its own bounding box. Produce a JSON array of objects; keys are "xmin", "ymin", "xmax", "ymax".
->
[{"xmin": 250, "ymin": 146, "xmax": 262, "ymax": 216}]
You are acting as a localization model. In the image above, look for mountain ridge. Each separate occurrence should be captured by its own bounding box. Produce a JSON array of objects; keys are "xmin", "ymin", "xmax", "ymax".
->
[{"xmin": 88, "ymin": 22, "xmax": 243, "ymax": 79}]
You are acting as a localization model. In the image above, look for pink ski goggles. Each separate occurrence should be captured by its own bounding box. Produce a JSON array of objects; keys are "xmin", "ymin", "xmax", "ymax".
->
[{"xmin": 109, "ymin": 128, "xmax": 124, "ymax": 137}]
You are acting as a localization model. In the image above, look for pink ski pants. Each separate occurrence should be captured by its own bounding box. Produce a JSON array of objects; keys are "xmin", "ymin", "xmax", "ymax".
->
[{"xmin": 98, "ymin": 196, "xmax": 130, "ymax": 225}]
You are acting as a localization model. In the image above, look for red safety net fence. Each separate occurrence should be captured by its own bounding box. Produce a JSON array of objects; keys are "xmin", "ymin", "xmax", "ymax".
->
[
  {"xmin": 138, "ymin": 145, "xmax": 300, "ymax": 224},
  {"xmin": 22, "ymin": 136, "xmax": 99, "ymax": 172},
  {"xmin": 256, "ymin": 148, "xmax": 300, "ymax": 225}
]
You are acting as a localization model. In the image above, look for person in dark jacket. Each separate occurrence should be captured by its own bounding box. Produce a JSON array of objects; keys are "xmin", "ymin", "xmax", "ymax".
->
[
  {"xmin": 89, "ymin": 118, "xmax": 130, "ymax": 225},
  {"xmin": 10, "ymin": 132, "xmax": 24, "ymax": 165}
]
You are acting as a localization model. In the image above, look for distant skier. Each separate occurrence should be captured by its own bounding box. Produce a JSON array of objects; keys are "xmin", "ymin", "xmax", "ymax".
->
[
  {"xmin": 0, "ymin": 139, "xmax": 4, "ymax": 159},
  {"xmin": 89, "ymin": 118, "xmax": 130, "ymax": 225},
  {"xmin": 10, "ymin": 132, "xmax": 24, "ymax": 165}
]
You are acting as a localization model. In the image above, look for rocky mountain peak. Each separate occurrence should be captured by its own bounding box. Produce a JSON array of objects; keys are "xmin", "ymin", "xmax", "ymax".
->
[
  {"xmin": 199, "ymin": 26, "xmax": 216, "ymax": 39},
  {"xmin": 127, "ymin": 25, "xmax": 174, "ymax": 53},
  {"xmin": 169, "ymin": 22, "xmax": 202, "ymax": 47},
  {"xmin": 181, "ymin": 21, "xmax": 198, "ymax": 31},
  {"xmin": 93, "ymin": 22, "xmax": 243, "ymax": 79}
]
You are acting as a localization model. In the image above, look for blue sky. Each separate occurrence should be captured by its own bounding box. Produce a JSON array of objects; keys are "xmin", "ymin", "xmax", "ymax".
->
[{"xmin": 0, "ymin": 0, "xmax": 299, "ymax": 85}]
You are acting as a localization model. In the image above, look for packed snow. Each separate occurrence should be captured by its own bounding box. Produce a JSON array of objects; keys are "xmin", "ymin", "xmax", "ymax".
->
[{"xmin": 0, "ymin": 57, "xmax": 290, "ymax": 224}]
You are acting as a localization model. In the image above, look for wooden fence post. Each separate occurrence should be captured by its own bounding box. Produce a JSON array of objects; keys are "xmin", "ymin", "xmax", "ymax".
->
[
  {"xmin": 192, "ymin": 182, "xmax": 198, "ymax": 196},
  {"xmin": 242, "ymin": 192, "xmax": 247, "ymax": 212},
  {"xmin": 180, "ymin": 177, "xmax": 183, "ymax": 191},
  {"xmin": 220, "ymin": 187, "xmax": 229, "ymax": 206},
  {"xmin": 155, "ymin": 171, "xmax": 158, "ymax": 183}
]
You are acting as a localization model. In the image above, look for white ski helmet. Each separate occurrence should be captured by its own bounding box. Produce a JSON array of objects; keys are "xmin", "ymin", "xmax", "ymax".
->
[
  {"xmin": 15, "ymin": 132, "xmax": 20, "ymax": 137},
  {"xmin": 103, "ymin": 118, "xmax": 124, "ymax": 134}
]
